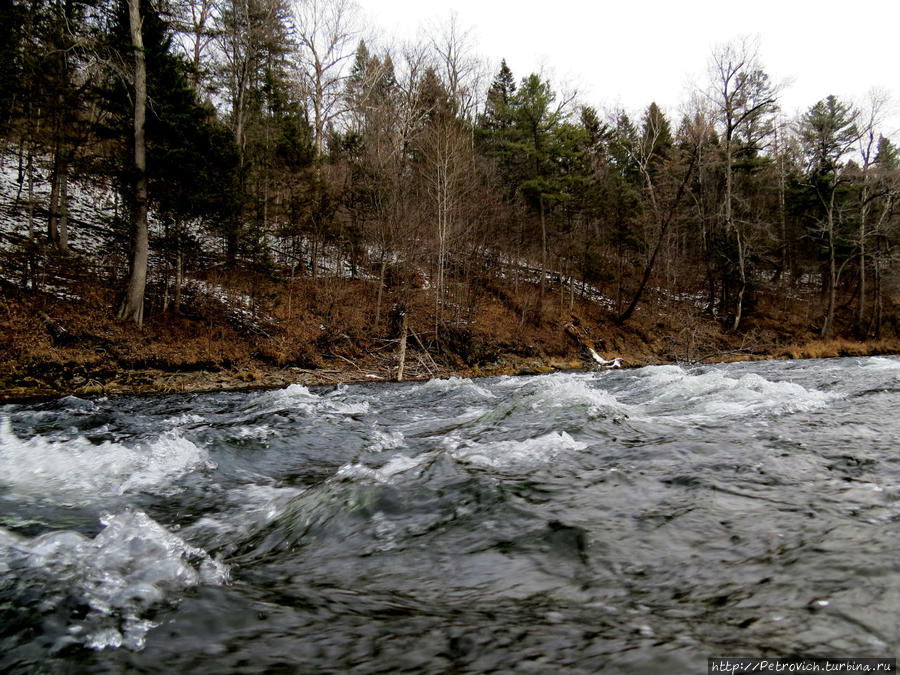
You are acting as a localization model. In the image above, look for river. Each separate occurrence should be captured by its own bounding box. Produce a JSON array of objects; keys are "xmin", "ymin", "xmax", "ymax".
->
[{"xmin": 2, "ymin": 356, "xmax": 899, "ymax": 673}]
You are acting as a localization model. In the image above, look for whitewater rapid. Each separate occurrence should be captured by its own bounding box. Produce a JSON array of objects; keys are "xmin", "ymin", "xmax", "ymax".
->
[{"xmin": 1, "ymin": 357, "xmax": 898, "ymax": 672}]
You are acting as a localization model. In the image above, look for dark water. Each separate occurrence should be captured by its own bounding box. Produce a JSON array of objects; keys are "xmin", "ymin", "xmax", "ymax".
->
[{"xmin": 2, "ymin": 357, "xmax": 899, "ymax": 673}]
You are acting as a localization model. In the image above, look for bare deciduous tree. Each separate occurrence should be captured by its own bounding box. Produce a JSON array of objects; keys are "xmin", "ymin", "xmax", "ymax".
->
[
  {"xmin": 854, "ymin": 91, "xmax": 889, "ymax": 333},
  {"xmin": 428, "ymin": 12, "xmax": 485, "ymax": 123},
  {"xmin": 617, "ymin": 104, "xmax": 699, "ymax": 324},
  {"xmin": 171, "ymin": 0, "xmax": 219, "ymax": 91},
  {"xmin": 293, "ymin": 0, "xmax": 359, "ymax": 158},
  {"xmin": 706, "ymin": 36, "xmax": 779, "ymax": 330},
  {"xmin": 419, "ymin": 98, "xmax": 475, "ymax": 337}
]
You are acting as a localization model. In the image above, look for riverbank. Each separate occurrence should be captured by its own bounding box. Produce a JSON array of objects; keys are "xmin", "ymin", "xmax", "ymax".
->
[
  {"xmin": 2, "ymin": 330, "xmax": 897, "ymax": 403},
  {"xmin": 2, "ymin": 269, "xmax": 898, "ymax": 403}
]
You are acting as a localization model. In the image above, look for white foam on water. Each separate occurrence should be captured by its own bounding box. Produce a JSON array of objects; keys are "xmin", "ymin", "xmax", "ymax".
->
[
  {"xmin": 162, "ymin": 412, "xmax": 207, "ymax": 427},
  {"xmin": 254, "ymin": 383, "xmax": 319, "ymax": 413},
  {"xmin": 253, "ymin": 383, "xmax": 370, "ymax": 416},
  {"xmin": 366, "ymin": 429, "xmax": 406, "ymax": 452},
  {"xmin": 525, "ymin": 374, "xmax": 627, "ymax": 418},
  {"xmin": 0, "ymin": 510, "xmax": 228, "ymax": 651},
  {"xmin": 632, "ymin": 364, "xmax": 689, "ymax": 387},
  {"xmin": 451, "ymin": 431, "xmax": 587, "ymax": 469},
  {"xmin": 334, "ymin": 452, "xmax": 433, "ymax": 484},
  {"xmin": 420, "ymin": 376, "xmax": 496, "ymax": 399},
  {"xmin": 860, "ymin": 356, "xmax": 900, "ymax": 373},
  {"xmin": 321, "ymin": 383, "xmax": 371, "ymax": 414},
  {"xmin": 634, "ymin": 367, "xmax": 838, "ymax": 422},
  {"xmin": 0, "ymin": 418, "xmax": 215, "ymax": 505},
  {"xmin": 184, "ymin": 483, "xmax": 305, "ymax": 543},
  {"xmin": 323, "ymin": 399, "xmax": 371, "ymax": 415}
]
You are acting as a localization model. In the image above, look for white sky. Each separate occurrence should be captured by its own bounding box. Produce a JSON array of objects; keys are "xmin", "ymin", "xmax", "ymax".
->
[{"xmin": 356, "ymin": 0, "xmax": 900, "ymax": 139}]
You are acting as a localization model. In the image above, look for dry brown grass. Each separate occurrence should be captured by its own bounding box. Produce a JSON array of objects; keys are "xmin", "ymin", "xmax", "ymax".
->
[
  {"xmin": 1, "ymin": 266, "xmax": 897, "ymax": 400},
  {"xmin": 775, "ymin": 339, "xmax": 900, "ymax": 361}
]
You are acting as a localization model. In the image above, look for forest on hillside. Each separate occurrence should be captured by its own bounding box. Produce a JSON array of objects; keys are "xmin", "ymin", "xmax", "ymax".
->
[{"xmin": 1, "ymin": 0, "xmax": 899, "ymax": 380}]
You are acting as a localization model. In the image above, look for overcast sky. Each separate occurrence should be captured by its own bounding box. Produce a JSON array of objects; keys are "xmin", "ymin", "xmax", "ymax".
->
[{"xmin": 356, "ymin": 0, "xmax": 900, "ymax": 138}]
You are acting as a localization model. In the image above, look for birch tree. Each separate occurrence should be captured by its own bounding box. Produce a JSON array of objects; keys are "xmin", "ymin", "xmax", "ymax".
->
[
  {"xmin": 417, "ymin": 68, "xmax": 475, "ymax": 337},
  {"xmin": 853, "ymin": 92, "xmax": 889, "ymax": 333},
  {"xmin": 428, "ymin": 12, "xmax": 484, "ymax": 122},
  {"xmin": 344, "ymin": 42, "xmax": 430, "ymax": 327},
  {"xmin": 293, "ymin": 0, "xmax": 358, "ymax": 158},
  {"xmin": 707, "ymin": 37, "xmax": 779, "ymax": 330}
]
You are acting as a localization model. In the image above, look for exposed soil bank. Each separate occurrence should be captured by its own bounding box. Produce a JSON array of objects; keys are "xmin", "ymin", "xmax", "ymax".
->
[
  {"xmin": 2, "ymin": 270, "xmax": 898, "ymax": 402},
  {"xmin": 3, "ymin": 326, "xmax": 897, "ymax": 403}
]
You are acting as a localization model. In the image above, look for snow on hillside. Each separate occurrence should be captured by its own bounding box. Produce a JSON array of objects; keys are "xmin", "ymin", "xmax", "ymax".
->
[
  {"xmin": 0, "ymin": 151, "xmax": 621, "ymax": 322},
  {"xmin": 0, "ymin": 152, "xmax": 119, "ymax": 262}
]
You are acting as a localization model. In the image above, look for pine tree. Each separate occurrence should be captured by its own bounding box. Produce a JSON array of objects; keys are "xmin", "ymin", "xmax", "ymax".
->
[
  {"xmin": 482, "ymin": 59, "xmax": 516, "ymax": 132},
  {"xmin": 798, "ymin": 95, "xmax": 861, "ymax": 338}
]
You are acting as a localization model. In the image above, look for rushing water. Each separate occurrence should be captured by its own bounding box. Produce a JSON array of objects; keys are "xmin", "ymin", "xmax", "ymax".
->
[{"xmin": 1, "ymin": 356, "xmax": 899, "ymax": 673}]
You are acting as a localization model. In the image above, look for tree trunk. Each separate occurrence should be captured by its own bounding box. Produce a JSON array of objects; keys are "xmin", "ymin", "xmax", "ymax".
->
[
  {"xmin": 162, "ymin": 260, "xmax": 170, "ymax": 313},
  {"xmin": 26, "ymin": 144, "xmax": 35, "ymax": 240},
  {"xmin": 374, "ymin": 257, "xmax": 386, "ymax": 329},
  {"xmin": 873, "ymin": 256, "xmax": 882, "ymax": 338},
  {"xmin": 396, "ymin": 312, "xmax": 408, "ymax": 382},
  {"xmin": 313, "ymin": 60, "xmax": 325, "ymax": 161},
  {"xmin": 48, "ymin": 77, "xmax": 69, "ymax": 249},
  {"xmin": 820, "ymin": 190, "xmax": 837, "ymax": 339},
  {"xmin": 58, "ymin": 165, "xmax": 68, "ymax": 252},
  {"xmin": 569, "ymin": 272, "xmax": 575, "ymax": 311},
  {"xmin": 617, "ymin": 151, "xmax": 697, "ymax": 325},
  {"xmin": 732, "ymin": 229, "xmax": 746, "ymax": 332},
  {"xmin": 311, "ymin": 238, "xmax": 318, "ymax": 279},
  {"xmin": 538, "ymin": 194, "xmax": 547, "ymax": 316},
  {"xmin": 724, "ymin": 131, "xmax": 747, "ymax": 332},
  {"xmin": 119, "ymin": 0, "xmax": 149, "ymax": 327},
  {"xmin": 777, "ymin": 147, "xmax": 787, "ymax": 285},
  {"xmin": 857, "ymin": 179, "xmax": 868, "ymax": 334},
  {"xmin": 48, "ymin": 149, "xmax": 61, "ymax": 245}
]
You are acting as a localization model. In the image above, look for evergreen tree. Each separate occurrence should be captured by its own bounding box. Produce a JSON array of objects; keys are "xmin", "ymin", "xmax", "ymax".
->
[
  {"xmin": 0, "ymin": 0, "xmax": 25, "ymax": 142},
  {"xmin": 216, "ymin": 0, "xmax": 292, "ymax": 263},
  {"xmin": 798, "ymin": 95, "xmax": 861, "ymax": 337},
  {"xmin": 508, "ymin": 73, "xmax": 569, "ymax": 311},
  {"xmin": 875, "ymin": 136, "xmax": 899, "ymax": 170},
  {"xmin": 97, "ymin": 0, "xmax": 242, "ymax": 320},
  {"xmin": 481, "ymin": 59, "xmax": 516, "ymax": 132},
  {"xmin": 640, "ymin": 102, "xmax": 673, "ymax": 183}
]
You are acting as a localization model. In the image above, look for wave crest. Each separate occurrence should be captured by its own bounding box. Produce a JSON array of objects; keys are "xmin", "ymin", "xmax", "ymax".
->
[
  {"xmin": 0, "ymin": 418, "xmax": 214, "ymax": 504},
  {"xmin": 0, "ymin": 509, "xmax": 228, "ymax": 651}
]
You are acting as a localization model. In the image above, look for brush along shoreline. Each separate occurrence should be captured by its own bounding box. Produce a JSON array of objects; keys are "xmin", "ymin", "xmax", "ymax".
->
[{"xmin": 2, "ymin": 340, "xmax": 897, "ymax": 403}]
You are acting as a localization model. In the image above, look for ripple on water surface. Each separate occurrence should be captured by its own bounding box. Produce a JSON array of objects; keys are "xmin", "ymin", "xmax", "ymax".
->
[{"xmin": 0, "ymin": 356, "xmax": 899, "ymax": 672}]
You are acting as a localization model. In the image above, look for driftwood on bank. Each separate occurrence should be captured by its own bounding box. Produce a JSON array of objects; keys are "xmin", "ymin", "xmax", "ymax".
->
[
  {"xmin": 409, "ymin": 325, "xmax": 439, "ymax": 372},
  {"xmin": 39, "ymin": 311, "xmax": 71, "ymax": 346},
  {"xmin": 563, "ymin": 320, "xmax": 600, "ymax": 357}
]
